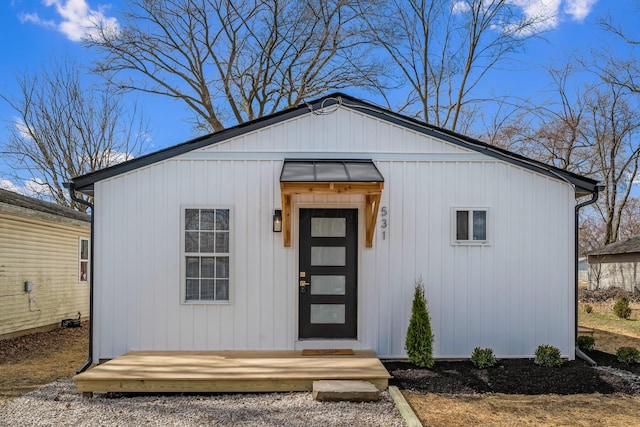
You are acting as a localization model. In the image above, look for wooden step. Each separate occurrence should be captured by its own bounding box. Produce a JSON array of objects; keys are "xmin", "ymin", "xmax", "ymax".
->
[{"xmin": 312, "ymin": 380, "xmax": 380, "ymax": 402}]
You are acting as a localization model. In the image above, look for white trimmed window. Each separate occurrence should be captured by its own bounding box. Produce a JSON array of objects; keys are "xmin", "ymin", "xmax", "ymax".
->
[
  {"xmin": 453, "ymin": 208, "xmax": 489, "ymax": 244},
  {"xmin": 184, "ymin": 208, "xmax": 230, "ymax": 302},
  {"xmin": 79, "ymin": 238, "xmax": 89, "ymax": 282}
]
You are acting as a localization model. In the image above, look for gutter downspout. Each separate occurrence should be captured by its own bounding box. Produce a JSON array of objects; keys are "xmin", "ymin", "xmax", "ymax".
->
[
  {"xmin": 574, "ymin": 186, "xmax": 603, "ymax": 366},
  {"xmin": 65, "ymin": 182, "xmax": 94, "ymax": 374}
]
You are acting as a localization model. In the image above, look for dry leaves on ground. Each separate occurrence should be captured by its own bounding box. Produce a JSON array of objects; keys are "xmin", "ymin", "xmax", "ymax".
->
[{"xmin": 0, "ymin": 322, "xmax": 88, "ymax": 406}]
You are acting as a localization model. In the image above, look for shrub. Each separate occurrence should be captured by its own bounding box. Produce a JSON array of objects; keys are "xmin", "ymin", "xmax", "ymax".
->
[
  {"xmin": 616, "ymin": 347, "xmax": 640, "ymax": 364},
  {"xmin": 534, "ymin": 345, "xmax": 564, "ymax": 367},
  {"xmin": 471, "ymin": 347, "xmax": 497, "ymax": 368},
  {"xmin": 613, "ymin": 295, "xmax": 632, "ymax": 319},
  {"xmin": 577, "ymin": 335, "xmax": 595, "ymax": 351},
  {"xmin": 405, "ymin": 277, "xmax": 434, "ymax": 368},
  {"xmin": 584, "ymin": 304, "xmax": 593, "ymax": 314}
]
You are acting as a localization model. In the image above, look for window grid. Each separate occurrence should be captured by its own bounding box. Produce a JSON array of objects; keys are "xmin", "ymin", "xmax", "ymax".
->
[{"xmin": 184, "ymin": 208, "xmax": 230, "ymax": 302}]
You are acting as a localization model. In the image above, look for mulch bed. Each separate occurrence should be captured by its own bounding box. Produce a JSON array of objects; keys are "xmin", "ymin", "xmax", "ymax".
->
[{"xmin": 383, "ymin": 350, "xmax": 639, "ymax": 395}]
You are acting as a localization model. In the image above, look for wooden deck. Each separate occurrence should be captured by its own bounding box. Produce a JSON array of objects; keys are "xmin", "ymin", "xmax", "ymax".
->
[{"xmin": 74, "ymin": 350, "xmax": 390, "ymax": 396}]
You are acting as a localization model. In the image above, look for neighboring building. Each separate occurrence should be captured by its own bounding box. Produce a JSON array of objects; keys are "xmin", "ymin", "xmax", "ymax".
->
[
  {"xmin": 587, "ymin": 235, "xmax": 640, "ymax": 292},
  {"xmin": 578, "ymin": 257, "xmax": 588, "ymax": 286},
  {"xmin": 70, "ymin": 93, "xmax": 598, "ymax": 362},
  {"xmin": 0, "ymin": 188, "xmax": 90, "ymax": 339}
]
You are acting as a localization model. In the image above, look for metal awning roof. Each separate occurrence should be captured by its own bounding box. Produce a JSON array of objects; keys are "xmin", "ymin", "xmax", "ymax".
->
[
  {"xmin": 279, "ymin": 159, "xmax": 384, "ymax": 248},
  {"xmin": 280, "ymin": 159, "xmax": 384, "ymax": 183}
]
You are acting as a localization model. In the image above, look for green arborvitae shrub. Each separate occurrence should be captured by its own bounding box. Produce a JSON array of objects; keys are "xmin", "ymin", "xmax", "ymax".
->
[
  {"xmin": 470, "ymin": 347, "xmax": 497, "ymax": 369},
  {"xmin": 405, "ymin": 277, "xmax": 434, "ymax": 368},
  {"xmin": 613, "ymin": 295, "xmax": 632, "ymax": 319},
  {"xmin": 534, "ymin": 345, "xmax": 564, "ymax": 367},
  {"xmin": 584, "ymin": 304, "xmax": 593, "ymax": 314},
  {"xmin": 577, "ymin": 335, "xmax": 596, "ymax": 351},
  {"xmin": 616, "ymin": 347, "xmax": 640, "ymax": 364}
]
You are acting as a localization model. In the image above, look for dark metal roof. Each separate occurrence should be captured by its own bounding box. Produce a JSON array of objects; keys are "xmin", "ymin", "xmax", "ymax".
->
[
  {"xmin": 588, "ymin": 235, "xmax": 640, "ymax": 256},
  {"xmin": 70, "ymin": 93, "xmax": 599, "ymax": 196},
  {"xmin": 280, "ymin": 159, "xmax": 384, "ymax": 183},
  {"xmin": 0, "ymin": 188, "xmax": 90, "ymax": 223}
]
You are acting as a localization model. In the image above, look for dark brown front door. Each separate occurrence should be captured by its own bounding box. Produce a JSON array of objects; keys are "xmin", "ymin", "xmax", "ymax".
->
[{"xmin": 298, "ymin": 208, "xmax": 357, "ymax": 339}]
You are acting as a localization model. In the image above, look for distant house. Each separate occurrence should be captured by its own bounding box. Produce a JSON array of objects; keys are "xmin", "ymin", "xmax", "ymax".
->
[
  {"xmin": 70, "ymin": 93, "xmax": 598, "ymax": 362},
  {"xmin": 0, "ymin": 188, "xmax": 90, "ymax": 339},
  {"xmin": 588, "ymin": 235, "xmax": 640, "ymax": 292},
  {"xmin": 578, "ymin": 257, "xmax": 588, "ymax": 285}
]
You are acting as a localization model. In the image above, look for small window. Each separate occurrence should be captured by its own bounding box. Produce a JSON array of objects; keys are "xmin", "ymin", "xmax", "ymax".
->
[
  {"xmin": 79, "ymin": 238, "xmax": 89, "ymax": 282},
  {"xmin": 453, "ymin": 209, "xmax": 488, "ymax": 244},
  {"xmin": 184, "ymin": 208, "xmax": 230, "ymax": 302}
]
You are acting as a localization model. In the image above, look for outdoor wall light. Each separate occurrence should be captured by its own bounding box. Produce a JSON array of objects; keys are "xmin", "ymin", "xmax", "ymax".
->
[{"xmin": 273, "ymin": 209, "xmax": 282, "ymax": 232}]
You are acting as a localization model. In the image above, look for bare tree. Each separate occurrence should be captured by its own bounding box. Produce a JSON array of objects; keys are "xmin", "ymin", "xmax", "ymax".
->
[
  {"xmin": 584, "ymin": 81, "xmax": 640, "ymax": 244},
  {"xmin": 87, "ymin": 0, "xmax": 386, "ymax": 133},
  {"xmin": 578, "ymin": 214, "xmax": 604, "ymax": 256},
  {"xmin": 486, "ymin": 64, "xmax": 592, "ymax": 173},
  {"xmin": 595, "ymin": 12, "xmax": 639, "ymax": 94},
  {"xmin": 360, "ymin": 0, "xmax": 545, "ymax": 131},
  {"xmin": 618, "ymin": 196, "xmax": 640, "ymax": 240},
  {"xmin": 0, "ymin": 57, "xmax": 149, "ymax": 212},
  {"xmin": 488, "ymin": 61, "xmax": 640, "ymax": 246}
]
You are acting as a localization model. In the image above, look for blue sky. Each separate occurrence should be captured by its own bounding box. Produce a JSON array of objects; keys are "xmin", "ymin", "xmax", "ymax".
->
[{"xmin": 0, "ymin": 0, "xmax": 637, "ymax": 194}]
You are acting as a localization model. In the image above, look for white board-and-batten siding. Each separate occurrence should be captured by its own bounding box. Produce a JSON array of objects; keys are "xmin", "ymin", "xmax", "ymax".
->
[
  {"xmin": 93, "ymin": 107, "xmax": 575, "ymax": 361},
  {"xmin": 0, "ymin": 205, "xmax": 90, "ymax": 338}
]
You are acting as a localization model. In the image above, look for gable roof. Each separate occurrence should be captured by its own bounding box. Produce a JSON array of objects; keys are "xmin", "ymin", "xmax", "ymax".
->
[
  {"xmin": 588, "ymin": 235, "xmax": 640, "ymax": 256},
  {"xmin": 0, "ymin": 188, "xmax": 90, "ymax": 223},
  {"xmin": 70, "ymin": 93, "xmax": 599, "ymax": 196}
]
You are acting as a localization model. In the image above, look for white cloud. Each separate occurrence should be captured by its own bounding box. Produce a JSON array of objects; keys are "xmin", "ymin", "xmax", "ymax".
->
[
  {"xmin": 23, "ymin": 178, "xmax": 51, "ymax": 196},
  {"xmin": 564, "ymin": 0, "xmax": 598, "ymax": 22},
  {"xmin": 18, "ymin": 12, "xmax": 56, "ymax": 29},
  {"xmin": 507, "ymin": 0, "xmax": 561, "ymax": 34},
  {"xmin": 452, "ymin": 1, "xmax": 471, "ymax": 14},
  {"xmin": 501, "ymin": 0, "xmax": 598, "ymax": 36},
  {"xmin": 0, "ymin": 178, "xmax": 52, "ymax": 198},
  {"xmin": 14, "ymin": 117, "xmax": 34, "ymax": 140},
  {"xmin": 19, "ymin": 0, "xmax": 119, "ymax": 42},
  {"xmin": 78, "ymin": 149, "xmax": 134, "ymax": 167},
  {"xmin": 103, "ymin": 149, "xmax": 132, "ymax": 165},
  {"xmin": 0, "ymin": 179, "xmax": 24, "ymax": 194}
]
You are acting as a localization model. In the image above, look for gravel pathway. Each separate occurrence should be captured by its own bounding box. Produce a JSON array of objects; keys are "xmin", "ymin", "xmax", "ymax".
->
[
  {"xmin": 0, "ymin": 380, "xmax": 406, "ymax": 427},
  {"xmin": 595, "ymin": 366, "xmax": 640, "ymax": 394}
]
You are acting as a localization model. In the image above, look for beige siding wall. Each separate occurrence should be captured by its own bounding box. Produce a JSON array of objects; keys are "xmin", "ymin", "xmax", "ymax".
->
[
  {"xmin": 588, "ymin": 254, "xmax": 640, "ymax": 292},
  {"xmin": 0, "ymin": 207, "xmax": 90, "ymax": 337}
]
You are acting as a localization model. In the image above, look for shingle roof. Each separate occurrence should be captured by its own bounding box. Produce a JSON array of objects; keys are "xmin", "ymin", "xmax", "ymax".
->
[
  {"xmin": 0, "ymin": 188, "xmax": 90, "ymax": 223},
  {"xmin": 588, "ymin": 235, "xmax": 640, "ymax": 256},
  {"xmin": 70, "ymin": 92, "xmax": 599, "ymax": 196}
]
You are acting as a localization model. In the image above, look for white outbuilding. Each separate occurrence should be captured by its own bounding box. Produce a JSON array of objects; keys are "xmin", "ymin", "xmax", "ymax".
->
[{"xmin": 70, "ymin": 94, "xmax": 598, "ymax": 363}]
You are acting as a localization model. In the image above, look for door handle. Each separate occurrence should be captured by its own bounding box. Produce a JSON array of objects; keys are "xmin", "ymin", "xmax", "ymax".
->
[{"xmin": 299, "ymin": 280, "xmax": 309, "ymax": 293}]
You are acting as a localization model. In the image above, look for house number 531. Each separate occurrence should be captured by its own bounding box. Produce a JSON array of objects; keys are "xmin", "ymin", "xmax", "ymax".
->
[{"xmin": 380, "ymin": 207, "xmax": 388, "ymax": 240}]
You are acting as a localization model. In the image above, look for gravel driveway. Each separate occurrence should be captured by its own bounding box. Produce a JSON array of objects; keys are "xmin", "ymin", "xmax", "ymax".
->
[{"xmin": 0, "ymin": 380, "xmax": 405, "ymax": 427}]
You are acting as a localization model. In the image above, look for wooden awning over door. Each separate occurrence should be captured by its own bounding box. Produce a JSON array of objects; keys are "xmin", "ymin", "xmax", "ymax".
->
[{"xmin": 279, "ymin": 159, "xmax": 384, "ymax": 248}]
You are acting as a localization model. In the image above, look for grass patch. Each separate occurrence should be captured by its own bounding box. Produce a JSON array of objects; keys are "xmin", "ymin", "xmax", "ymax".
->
[
  {"xmin": 404, "ymin": 392, "xmax": 640, "ymax": 427},
  {"xmin": 580, "ymin": 310, "xmax": 640, "ymax": 335},
  {"xmin": 579, "ymin": 302, "xmax": 639, "ymax": 330},
  {"xmin": 578, "ymin": 302, "xmax": 640, "ymax": 353}
]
